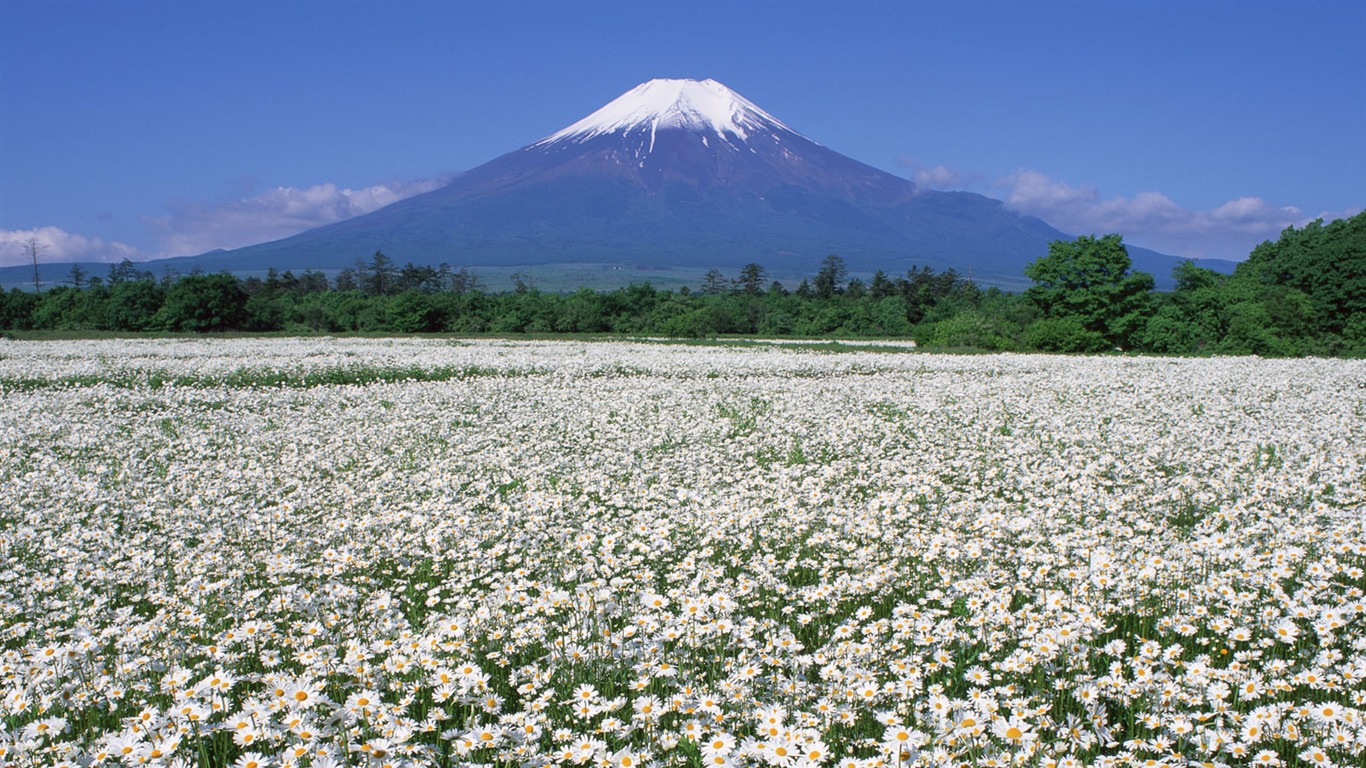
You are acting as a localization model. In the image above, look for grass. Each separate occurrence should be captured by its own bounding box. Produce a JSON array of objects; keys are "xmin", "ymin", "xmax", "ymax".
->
[{"xmin": 0, "ymin": 364, "xmax": 544, "ymax": 392}]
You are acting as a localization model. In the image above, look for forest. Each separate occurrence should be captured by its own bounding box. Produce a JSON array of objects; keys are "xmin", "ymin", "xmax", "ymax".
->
[{"xmin": 3, "ymin": 212, "xmax": 1362, "ymax": 356}]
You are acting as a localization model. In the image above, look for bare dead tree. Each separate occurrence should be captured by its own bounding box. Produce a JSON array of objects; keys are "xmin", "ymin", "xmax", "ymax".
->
[{"xmin": 25, "ymin": 237, "xmax": 49, "ymax": 293}]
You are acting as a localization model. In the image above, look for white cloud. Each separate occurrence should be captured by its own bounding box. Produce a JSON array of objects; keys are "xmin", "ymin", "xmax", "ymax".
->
[
  {"xmin": 0, "ymin": 226, "xmax": 143, "ymax": 268},
  {"xmin": 913, "ymin": 165, "xmax": 971, "ymax": 190},
  {"xmin": 993, "ymin": 169, "xmax": 1361, "ymax": 260},
  {"xmin": 897, "ymin": 157, "xmax": 979, "ymax": 191},
  {"xmin": 145, "ymin": 178, "xmax": 445, "ymax": 258},
  {"xmin": 4, "ymin": 177, "xmax": 448, "ymax": 269}
]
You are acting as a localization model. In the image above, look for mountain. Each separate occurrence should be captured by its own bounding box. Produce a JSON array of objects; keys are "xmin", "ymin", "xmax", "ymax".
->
[{"xmin": 7, "ymin": 79, "xmax": 1229, "ymax": 290}]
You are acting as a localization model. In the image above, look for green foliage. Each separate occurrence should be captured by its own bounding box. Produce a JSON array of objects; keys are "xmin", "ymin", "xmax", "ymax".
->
[
  {"xmin": 1134, "ymin": 213, "xmax": 1364, "ymax": 356},
  {"xmin": 812, "ymin": 254, "xmax": 847, "ymax": 299},
  {"xmin": 556, "ymin": 288, "xmax": 608, "ymax": 333},
  {"xmin": 1, "ymin": 288, "xmax": 38, "ymax": 330},
  {"xmin": 922, "ymin": 311, "xmax": 1015, "ymax": 351},
  {"xmin": 4, "ymin": 220, "xmax": 1360, "ymax": 358},
  {"xmin": 386, "ymin": 291, "xmax": 444, "ymax": 333},
  {"xmin": 1344, "ymin": 313, "xmax": 1366, "ymax": 356},
  {"xmin": 106, "ymin": 280, "xmax": 165, "ymax": 331},
  {"xmin": 1140, "ymin": 263, "xmax": 1226, "ymax": 353},
  {"xmin": 871, "ymin": 296, "xmax": 913, "ymax": 336},
  {"xmin": 153, "ymin": 273, "xmax": 248, "ymax": 332},
  {"xmin": 106, "ymin": 257, "xmax": 155, "ymax": 284},
  {"xmin": 1221, "ymin": 298, "xmax": 1305, "ymax": 356},
  {"xmin": 1239, "ymin": 212, "xmax": 1365, "ymax": 335},
  {"xmin": 1024, "ymin": 317, "xmax": 1108, "ymax": 353},
  {"xmin": 735, "ymin": 263, "xmax": 767, "ymax": 295},
  {"xmin": 29, "ymin": 286, "xmax": 100, "ymax": 330},
  {"xmin": 1024, "ymin": 234, "xmax": 1155, "ymax": 348},
  {"xmin": 0, "ymin": 363, "xmax": 518, "ymax": 393}
]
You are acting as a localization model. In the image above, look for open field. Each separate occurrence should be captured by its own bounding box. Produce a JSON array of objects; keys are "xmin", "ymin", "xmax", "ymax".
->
[{"xmin": 1, "ymin": 338, "xmax": 1363, "ymax": 768}]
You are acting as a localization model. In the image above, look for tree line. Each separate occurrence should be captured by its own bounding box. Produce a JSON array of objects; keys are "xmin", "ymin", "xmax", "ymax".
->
[{"xmin": 3, "ymin": 212, "xmax": 1362, "ymax": 356}]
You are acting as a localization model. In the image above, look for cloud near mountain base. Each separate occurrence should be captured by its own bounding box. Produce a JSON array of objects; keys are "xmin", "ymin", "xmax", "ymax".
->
[
  {"xmin": 145, "ymin": 179, "xmax": 445, "ymax": 258},
  {"xmin": 994, "ymin": 169, "xmax": 1359, "ymax": 261},
  {"xmin": 896, "ymin": 157, "xmax": 982, "ymax": 191},
  {"xmin": 0, "ymin": 227, "xmax": 142, "ymax": 269},
  {"xmin": 2, "ymin": 178, "xmax": 448, "ymax": 269},
  {"xmin": 6, "ymin": 168, "xmax": 1357, "ymax": 271}
]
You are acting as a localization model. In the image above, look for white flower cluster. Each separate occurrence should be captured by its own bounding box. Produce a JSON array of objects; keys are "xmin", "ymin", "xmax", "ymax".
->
[{"xmin": 0, "ymin": 338, "xmax": 1362, "ymax": 768}]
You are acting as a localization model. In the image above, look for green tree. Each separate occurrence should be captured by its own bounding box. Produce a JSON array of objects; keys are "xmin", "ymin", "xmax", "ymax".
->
[
  {"xmin": 296, "ymin": 270, "xmax": 330, "ymax": 294},
  {"xmin": 387, "ymin": 291, "xmax": 444, "ymax": 333},
  {"xmin": 105, "ymin": 280, "xmax": 164, "ymax": 331},
  {"xmin": 813, "ymin": 255, "xmax": 847, "ymax": 299},
  {"xmin": 287, "ymin": 293, "xmax": 334, "ymax": 332},
  {"xmin": 334, "ymin": 268, "xmax": 359, "ymax": 292},
  {"xmin": 1023, "ymin": 317, "xmax": 1108, "ymax": 353},
  {"xmin": 366, "ymin": 251, "xmax": 398, "ymax": 296},
  {"xmin": 31, "ymin": 286, "xmax": 106, "ymax": 330},
  {"xmin": 923, "ymin": 311, "xmax": 1014, "ymax": 351},
  {"xmin": 735, "ymin": 263, "xmax": 767, "ymax": 295},
  {"xmin": 396, "ymin": 262, "xmax": 442, "ymax": 294},
  {"xmin": 448, "ymin": 267, "xmax": 483, "ymax": 295},
  {"xmin": 872, "ymin": 296, "xmax": 912, "ymax": 336},
  {"xmin": 1, "ymin": 288, "xmax": 38, "ymax": 330},
  {"xmin": 1237, "ymin": 212, "xmax": 1365, "ymax": 336},
  {"xmin": 1342, "ymin": 313, "xmax": 1366, "ymax": 356},
  {"xmin": 701, "ymin": 269, "xmax": 728, "ymax": 295},
  {"xmin": 868, "ymin": 270, "xmax": 897, "ymax": 299},
  {"xmin": 1140, "ymin": 262, "xmax": 1227, "ymax": 353},
  {"xmin": 153, "ymin": 274, "xmax": 247, "ymax": 332},
  {"xmin": 107, "ymin": 258, "xmax": 152, "ymax": 285},
  {"xmin": 557, "ymin": 288, "xmax": 607, "ymax": 333},
  {"xmin": 1024, "ymin": 234, "xmax": 1154, "ymax": 348}
]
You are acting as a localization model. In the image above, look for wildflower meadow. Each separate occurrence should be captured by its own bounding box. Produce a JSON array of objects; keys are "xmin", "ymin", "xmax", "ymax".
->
[{"xmin": 1, "ymin": 338, "xmax": 1362, "ymax": 768}]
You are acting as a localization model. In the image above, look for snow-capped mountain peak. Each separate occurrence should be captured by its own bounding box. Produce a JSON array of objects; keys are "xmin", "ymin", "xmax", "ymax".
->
[
  {"xmin": 538, "ymin": 78, "xmax": 799, "ymax": 146},
  {"xmin": 202, "ymin": 75, "xmax": 1190, "ymax": 290}
]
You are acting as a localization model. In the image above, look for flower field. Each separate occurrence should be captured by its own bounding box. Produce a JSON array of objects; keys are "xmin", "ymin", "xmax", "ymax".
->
[{"xmin": 1, "ymin": 338, "xmax": 1363, "ymax": 768}]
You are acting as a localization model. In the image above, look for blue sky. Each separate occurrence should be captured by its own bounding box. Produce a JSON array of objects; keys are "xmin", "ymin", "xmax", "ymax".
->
[{"xmin": 1, "ymin": 0, "xmax": 1362, "ymax": 268}]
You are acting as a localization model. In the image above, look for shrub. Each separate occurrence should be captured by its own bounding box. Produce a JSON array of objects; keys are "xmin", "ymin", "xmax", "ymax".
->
[{"xmin": 1024, "ymin": 317, "xmax": 1109, "ymax": 353}]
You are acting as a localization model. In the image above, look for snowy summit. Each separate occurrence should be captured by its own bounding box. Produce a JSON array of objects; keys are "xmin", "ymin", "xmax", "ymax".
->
[
  {"xmin": 204, "ymin": 73, "xmax": 1178, "ymax": 289},
  {"xmin": 539, "ymin": 78, "xmax": 800, "ymax": 146}
]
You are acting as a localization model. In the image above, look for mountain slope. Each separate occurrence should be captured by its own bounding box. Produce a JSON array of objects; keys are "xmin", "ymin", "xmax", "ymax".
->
[{"xmin": 161, "ymin": 78, "xmax": 1196, "ymax": 287}]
